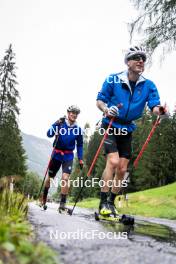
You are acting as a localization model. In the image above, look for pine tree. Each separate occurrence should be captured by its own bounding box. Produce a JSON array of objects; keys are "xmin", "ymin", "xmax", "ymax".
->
[
  {"xmin": 0, "ymin": 44, "xmax": 26, "ymax": 185},
  {"xmin": 130, "ymin": 0, "xmax": 176, "ymax": 54},
  {"xmin": 70, "ymin": 125, "xmax": 104, "ymax": 200},
  {"xmin": 130, "ymin": 111, "xmax": 176, "ymax": 191}
]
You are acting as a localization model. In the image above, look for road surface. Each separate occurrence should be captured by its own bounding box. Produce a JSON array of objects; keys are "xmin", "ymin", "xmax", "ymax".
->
[{"xmin": 28, "ymin": 202, "xmax": 176, "ymax": 264}]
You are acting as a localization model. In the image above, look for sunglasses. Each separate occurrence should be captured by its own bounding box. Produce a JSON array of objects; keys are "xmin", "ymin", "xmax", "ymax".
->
[{"xmin": 128, "ymin": 55, "xmax": 146, "ymax": 62}]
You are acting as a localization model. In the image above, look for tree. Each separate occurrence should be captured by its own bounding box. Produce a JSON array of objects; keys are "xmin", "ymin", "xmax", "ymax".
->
[
  {"xmin": 0, "ymin": 44, "xmax": 26, "ymax": 183},
  {"xmin": 70, "ymin": 125, "xmax": 104, "ymax": 200},
  {"xmin": 129, "ymin": 110, "xmax": 176, "ymax": 191},
  {"xmin": 21, "ymin": 172, "xmax": 42, "ymax": 199},
  {"xmin": 130, "ymin": 0, "xmax": 176, "ymax": 54}
]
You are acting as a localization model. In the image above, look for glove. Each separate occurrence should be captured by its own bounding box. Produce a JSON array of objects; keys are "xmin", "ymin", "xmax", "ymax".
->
[
  {"xmin": 56, "ymin": 116, "xmax": 66, "ymax": 125},
  {"xmin": 107, "ymin": 106, "xmax": 119, "ymax": 117},
  {"xmin": 79, "ymin": 160, "xmax": 84, "ymax": 170},
  {"xmin": 159, "ymin": 106, "xmax": 169, "ymax": 120}
]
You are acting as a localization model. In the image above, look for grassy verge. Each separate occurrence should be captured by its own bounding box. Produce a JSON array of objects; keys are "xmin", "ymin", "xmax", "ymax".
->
[
  {"xmin": 70, "ymin": 182, "xmax": 176, "ymax": 220},
  {"xmin": 0, "ymin": 189, "xmax": 57, "ymax": 264}
]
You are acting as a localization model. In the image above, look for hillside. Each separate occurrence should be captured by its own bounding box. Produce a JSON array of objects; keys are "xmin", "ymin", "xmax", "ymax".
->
[
  {"xmin": 22, "ymin": 132, "xmax": 52, "ymax": 177},
  {"xmin": 72, "ymin": 182, "xmax": 176, "ymax": 220}
]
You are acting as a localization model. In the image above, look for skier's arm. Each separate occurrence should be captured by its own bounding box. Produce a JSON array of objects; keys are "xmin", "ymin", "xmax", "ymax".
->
[
  {"xmin": 96, "ymin": 100, "xmax": 108, "ymax": 115},
  {"xmin": 47, "ymin": 123, "xmax": 59, "ymax": 138},
  {"xmin": 147, "ymin": 81, "xmax": 166, "ymax": 116},
  {"xmin": 47, "ymin": 117, "xmax": 66, "ymax": 138},
  {"xmin": 96, "ymin": 75, "xmax": 114, "ymax": 107},
  {"xmin": 96, "ymin": 75, "xmax": 120, "ymax": 117},
  {"xmin": 147, "ymin": 82, "xmax": 169, "ymax": 118}
]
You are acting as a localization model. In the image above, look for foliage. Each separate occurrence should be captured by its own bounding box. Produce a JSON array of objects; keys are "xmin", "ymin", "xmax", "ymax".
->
[
  {"xmin": 71, "ymin": 182, "xmax": 176, "ymax": 219},
  {"xmin": 130, "ymin": 0, "xmax": 176, "ymax": 54},
  {"xmin": 0, "ymin": 44, "xmax": 27, "ymax": 180},
  {"xmin": 0, "ymin": 189, "xmax": 57, "ymax": 264},
  {"xmin": 21, "ymin": 172, "xmax": 42, "ymax": 199}
]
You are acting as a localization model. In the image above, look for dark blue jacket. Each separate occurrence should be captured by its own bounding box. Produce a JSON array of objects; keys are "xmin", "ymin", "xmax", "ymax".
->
[
  {"xmin": 97, "ymin": 71, "xmax": 160, "ymax": 132},
  {"xmin": 47, "ymin": 120, "xmax": 83, "ymax": 161}
]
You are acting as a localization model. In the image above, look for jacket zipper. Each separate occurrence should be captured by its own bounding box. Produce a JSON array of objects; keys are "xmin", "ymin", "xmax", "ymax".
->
[{"xmin": 125, "ymin": 91, "xmax": 134, "ymax": 120}]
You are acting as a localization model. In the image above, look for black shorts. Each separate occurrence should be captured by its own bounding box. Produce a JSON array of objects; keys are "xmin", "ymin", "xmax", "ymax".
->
[
  {"xmin": 48, "ymin": 158, "xmax": 73, "ymax": 178},
  {"xmin": 102, "ymin": 124, "xmax": 132, "ymax": 159}
]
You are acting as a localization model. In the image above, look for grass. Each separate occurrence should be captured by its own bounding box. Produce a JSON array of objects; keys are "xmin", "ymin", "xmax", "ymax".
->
[
  {"xmin": 0, "ymin": 189, "xmax": 58, "ymax": 264},
  {"xmin": 70, "ymin": 182, "xmax": 176, "ymax": 220}
]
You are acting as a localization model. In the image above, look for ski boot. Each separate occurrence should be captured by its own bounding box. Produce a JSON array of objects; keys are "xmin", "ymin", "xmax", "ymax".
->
[
  {"xmin": 58, "ymin": 202, "xmax": 72, "ymax": 215},
  {"xmin": 107, "ymin": 201, "xmax": 118, "ymax": 216},
  {"xmin": 39, "ymin": 201, "xmax": 47, "ymax": 210},
  {"xmin": 38, "ymin": 196, "xmax": 47, "ymax": 210},
  {"xmin": 99, "ymin": 202, "xmax": 112, "ymax": 216}
]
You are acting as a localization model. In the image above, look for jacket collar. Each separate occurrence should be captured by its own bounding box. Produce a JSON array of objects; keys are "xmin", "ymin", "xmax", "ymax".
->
[
  {"xmin": 118, "ymin": 71, "xmax": 146, "ymax": 93},
  {"xmin": 65, "ymin": 118, "xmax": 77, "ymax": 127}
]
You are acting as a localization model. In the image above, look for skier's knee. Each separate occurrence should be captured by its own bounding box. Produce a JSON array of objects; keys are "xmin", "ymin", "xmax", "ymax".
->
[
  {"xmin": 118, "ymin": 166, "xmax": 127, "ymax": 176},
  {"xmin": 108, "ymin": 157, "xmax": 119, "ymax": 168},
  {"xmin": 62, "ymin": 174, "xmax": 69, "ymax": 181}
]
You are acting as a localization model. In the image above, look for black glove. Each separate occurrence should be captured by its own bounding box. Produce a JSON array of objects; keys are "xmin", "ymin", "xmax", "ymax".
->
[
  {"xmin": 159, "ymin": 106, "xmax": 169, "ymax": 120},
  {"xmin": 159, "ymin": 106, "xmax": 166, "ymax": 115},
  {"xmin": 56, "ymin": 116, "xmax": 66, "ymax": 125},
  {"xmin": 79, "ymin": 160, "xmax": 84, "ymax": 170}
]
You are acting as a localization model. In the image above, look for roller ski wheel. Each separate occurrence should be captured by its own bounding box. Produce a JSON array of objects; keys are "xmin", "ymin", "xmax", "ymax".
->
[
  {"xmin": 119, "ymin": 214, "xmax": 135, "ymax": 225},
  {"xmin": 94, "ymin": 212, "xmax": 134, "ymax": 225},
  {"xmin": 95, "ymin": 212, "xmax": 100, "ymax": 221}
]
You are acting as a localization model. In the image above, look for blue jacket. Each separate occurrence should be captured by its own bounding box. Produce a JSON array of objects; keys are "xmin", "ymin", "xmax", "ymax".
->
[
  {"xmin": 97, "ymin": 71, "xmax": 160, "ymax": 132},
  {"xmin": 47, "ymin": 119, "xmax": 83, "ymax": 161}
]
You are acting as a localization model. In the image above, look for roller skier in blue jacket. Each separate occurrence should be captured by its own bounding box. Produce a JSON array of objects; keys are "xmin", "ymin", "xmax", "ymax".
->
[
  {"xmin": 41, "ymin": 105, "xmax": 83, "ymax": 211},
  {"xmin": 96, "ymin": 46, "xmax": 169, "ymax": 216}
]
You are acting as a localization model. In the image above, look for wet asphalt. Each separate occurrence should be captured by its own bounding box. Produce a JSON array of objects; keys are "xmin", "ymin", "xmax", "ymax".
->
[{"xmin": 28, "ymin": 202, "xmax": 176, "ymax": 264}]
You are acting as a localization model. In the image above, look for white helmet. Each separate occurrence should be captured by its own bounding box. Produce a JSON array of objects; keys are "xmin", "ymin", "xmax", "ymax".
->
[
  {"xmin": 67, "ymin": 105, "xmax": 80, "ymax": 114},
  {"xmin": 124, "ymin": 46, "xmax": 147, "ymax": 64}
]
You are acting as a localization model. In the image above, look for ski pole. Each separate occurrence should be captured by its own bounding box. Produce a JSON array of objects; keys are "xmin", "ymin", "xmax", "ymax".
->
[
  {"xmin": 69, "ymin": 117, "xmax": 115, "ymax": 215},
  {"xmin": 133, "ymin": 115, "xmax": 160, "ymax": 168},
  {"xmin": 117, "ymin": 116, "xmax": 161, "ymax": 195},
  {"xmin": 37, "ymin": 134, "xmax": 59, "ymax": 200},
  {"xmin": 133, "ymin": 104, "xmax": 168, "ymax": 168}
]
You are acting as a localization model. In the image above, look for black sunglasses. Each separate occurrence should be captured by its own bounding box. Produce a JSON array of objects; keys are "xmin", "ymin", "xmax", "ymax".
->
[{"xmin": 128, "ymin": 54, "xmax": 146, "ymax": 62}]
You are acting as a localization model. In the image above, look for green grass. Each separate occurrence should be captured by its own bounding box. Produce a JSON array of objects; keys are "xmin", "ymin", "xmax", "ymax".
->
[
  {"xmin": 0, "ymin": 189, "xmax": 57, "ymax": 264},
  {"xmin": 71, "ymin": 182, "xmax": 176, "ymax": 220}
]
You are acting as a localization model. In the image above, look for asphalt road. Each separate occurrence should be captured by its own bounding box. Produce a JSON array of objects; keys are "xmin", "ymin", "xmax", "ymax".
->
[{"xmin": 28, "ymin": 202, "xmax": 176, "ymax": 264}]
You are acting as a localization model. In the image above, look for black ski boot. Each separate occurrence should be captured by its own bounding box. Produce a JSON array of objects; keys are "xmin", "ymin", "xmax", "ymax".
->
[
  {"xmin": 39, "ymin": 201, "xmax": 47, "ymax": 210},
  {"xmin": 107, "ymin": 201, "xmax": 118, "ymax": 216},
  {"xmin": 58, "ymin": 201, "xmax": 66, "ymax": 211},
  {"xmin": 58, "ymin": 202, "xmax": 72, "ymax": 215}
]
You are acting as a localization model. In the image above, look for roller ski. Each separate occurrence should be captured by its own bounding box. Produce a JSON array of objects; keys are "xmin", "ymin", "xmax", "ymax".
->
[
  {"xmin": 95, "ymin": 211, "xmax": 134, "ymax": 225},
  {"xmin": 58, "ymin": 202, "xmax": 72, "ymax": 215},
  {"xmin": 95, "ymin": 201, "xmax": 134, "ymax": 225}
]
